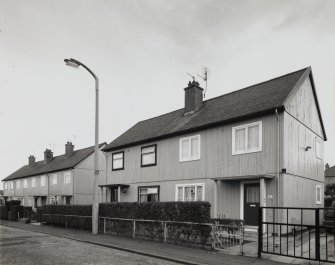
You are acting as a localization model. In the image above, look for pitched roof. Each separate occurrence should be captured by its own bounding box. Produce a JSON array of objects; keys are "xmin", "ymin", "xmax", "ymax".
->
[
  {"xmin": 326, "ymin": 166, "xmax": 335, "ymax": 177},
  {"xmin": 3, "ymin": 143, "xmax": 105, "ymax": 181},
  {"xmin": 103, "ymin": 67, "xmax": 320, "ymax": 152}
]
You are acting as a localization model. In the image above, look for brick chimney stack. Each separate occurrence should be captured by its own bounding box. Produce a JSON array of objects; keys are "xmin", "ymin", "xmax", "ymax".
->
[
  {"xmin": 65, "ymin": 141, "xmax": 74, "ymax": 157},
  {"xmin": 44, "ymin": 149, "xmax": 53, "ymax": 164},
  {"xmin": 28, "ymin": 155, "xmax": 35, "ymax": 165},
  {"xmin": 184, "ymin": 81, "xmax": 204, "ymax": 114}
]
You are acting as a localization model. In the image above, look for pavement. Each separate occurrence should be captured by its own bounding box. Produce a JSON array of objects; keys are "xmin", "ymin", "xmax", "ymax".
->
[{"xmin": 0, "ymin": 220, "xmax": 306, "ymax": 265}]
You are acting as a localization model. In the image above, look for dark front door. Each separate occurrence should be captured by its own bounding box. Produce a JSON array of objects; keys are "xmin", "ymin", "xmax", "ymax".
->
[
  {"xmin": 110, "ymin": 188, "xmax": 118, "ymax": 202},
  {"xmin": 244, "ymin": 183, "xmax": 260, "ymax": 226}
]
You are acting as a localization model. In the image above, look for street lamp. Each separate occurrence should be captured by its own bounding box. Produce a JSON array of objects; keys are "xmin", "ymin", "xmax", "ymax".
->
[{"xmin": 64, "ymin": 58, "xmax": 100, "ymax": 234}]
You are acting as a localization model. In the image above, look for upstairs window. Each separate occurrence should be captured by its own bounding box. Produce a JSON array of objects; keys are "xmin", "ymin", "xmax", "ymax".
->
[
  {"xmin": 112, "ymin": 151, "xmax": 124, "ymax": 171},
  {"xmin": 176, "ymin": 183, "xmax": 205, "ymax": 202},
  {"xmin": 138, "ymin": 186, "xmax": 159, "ymax": 202},
  {"xmin": 63, "ymin": 171, "xmax": 71, "ymax": 184},
  {"xmin": 316, "ymin": 185, "xmax": 322, "ymax": 205},
  {"xmin": 23, "ymin": 179, "xmax": 28, "ymax": 189},
  {"xmin": 141, "ymin": 145, "xmax": 157, "ymax": 167},
  {"xmin": 315, "ymin": 138, "xmax": 322, "ymax": 159},
  {"xmin": 41, "ymin": 175, "xmax": 46, "ymax": 187},
  {"xmin": 10, "ymin": 181, "xmax": 14, "ymax": 190},
  {"xmin": 51, "ymin": 174, "xmax": 57, "ymax": 185},
  {"xmin": 16, "ymin": 180, "xmax": 20, "ymax": 189},
  {"xmin": 31, "ymin": 177, "xmax": 36, "ymax": 188},
  {"xmin": 4, "ymin": 182, "xmax": 8, "ymax": 190},
  {"xmin": 232, "ymin": 121, "xmax": 262, "ymax": 155},
  {"xmin": 179, "ymin": 135, "xmax": 200, "ymax": 162}
]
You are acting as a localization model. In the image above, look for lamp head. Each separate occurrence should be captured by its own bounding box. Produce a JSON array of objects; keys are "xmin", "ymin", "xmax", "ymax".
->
[{"xmin": 64, "ymin": 58, "xmax": 80, "ymax": 68}]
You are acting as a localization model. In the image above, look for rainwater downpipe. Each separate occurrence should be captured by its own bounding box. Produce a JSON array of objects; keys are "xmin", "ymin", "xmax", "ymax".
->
[{"xmin": 275, "ymin": 109, "xmax": 280, "ymax": 227}]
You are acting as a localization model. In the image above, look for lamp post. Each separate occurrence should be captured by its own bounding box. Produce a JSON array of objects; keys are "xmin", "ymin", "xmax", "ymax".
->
[{"xmin": 64, "ymin": 58, "xmax": 100, "ymax": 234}]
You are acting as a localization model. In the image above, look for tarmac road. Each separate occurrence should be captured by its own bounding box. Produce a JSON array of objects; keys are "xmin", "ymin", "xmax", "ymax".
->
[{"xmin": 0, "ymin": 225, "xmax": 178, "ymax": 265}]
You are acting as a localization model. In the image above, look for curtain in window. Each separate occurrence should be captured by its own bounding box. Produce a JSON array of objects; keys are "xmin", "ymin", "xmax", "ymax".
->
[
  {"xmin": 177, "ymin": 187, "xmax": 183, "ymax": 201},
  {"xmin": 196, "ymin": 186, "xmax": 203, "ymax": 201},
  {"xmin": 235, "ymin": 128, "xmax": 245, "ymax": 152},
  {"xmin": 184, "ymin": 186, "xmax": 195, "ymax": 201},
  {"xmin": 246, "ymin": 186, "xmax": 260, "ymax": 203},
  {"xmin": 191, "ymin": 138, "xmax": 199, "ymax": 158},
  {"xmin": 142, "ymin": 146, "xmax": 155, "ymax": 165},
  {"xmin": 113, "ymin": 153, "xmax": 123, "ymax": 169},
  {"xmin": 248, "ymin": 125, "xmax": 259, "ymax": 150},
  {"xmin": 182, "ymin": 140, "xmax": 189, "ymax": 160}
]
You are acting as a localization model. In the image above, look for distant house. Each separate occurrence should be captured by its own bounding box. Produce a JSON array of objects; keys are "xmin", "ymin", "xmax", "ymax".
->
[
  {"xmin": 102, "ymin": 67, "xmax": 326, "ymax": 226},
  {"xmin": 325, "ymin": 163, "xmax": 335, "ymax": 185},
  {"xmin": 2, "ymin": 142, "xmax": 106, "ymax": 209}
]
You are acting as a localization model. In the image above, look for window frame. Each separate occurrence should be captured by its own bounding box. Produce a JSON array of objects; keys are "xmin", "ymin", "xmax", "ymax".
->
[
  {"xmin": 175, "ymin": 183, "xmax": 205, "ymax": 202},
  {"xmin": 63, "ymin": 171, "xmax": 71, "ymax": 184},
  {"xmin": 112, "ymin": 151, "xmax": 124, "ymax": 171},
  {"xmin": 316, "ymin": 185, "xmax": 322, "ymax": 205},
  {"xmin": 232, "ymin": 121, "xmax": 262, "ymax": 155},
  {"xmin": 4, "ymin": 182, "xmax": 8, "ymax": 190},
  {"xmin": 51, "ymin": 174, "xmax": 57, "ymax": 185},
  {"xmin": 141, "ymin": 144, "xmax": 157, "ymax": 167},
  {"xmin": 315, "ymin": 137, "xmax": 322, "ymax": 160},
  {"xmin": 179, "ymin": 135, "xmax": 201, "ymax": 162},
  {"xmin": 137, "ymin": 185, "xmax": 160, "ymax": 202},
  {"xmin": 10, "ymin": 181, "xmax": 14, "ymax": 190},
  {"xmin": 31, "ymin": 177, "xmax": 36, "ymax": 188},
  {"xmin": 41, "ymin": 175, "xmax": 46, "ymax": 187},
  {"xmin": 23, "ymin": 179, "xmax": 28, "ymax": 189},
  {"xmin": 16, "ymin": 180, "xmax": 20, "ymax": 189}
]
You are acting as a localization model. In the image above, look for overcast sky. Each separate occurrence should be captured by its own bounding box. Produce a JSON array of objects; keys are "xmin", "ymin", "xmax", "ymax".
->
[{"xmin": 1, "ymin": 0, "xmax": 334, "ymax": 185}]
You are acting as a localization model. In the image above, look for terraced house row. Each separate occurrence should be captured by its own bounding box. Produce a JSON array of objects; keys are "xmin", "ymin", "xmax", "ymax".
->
[
  {"xmin": 2, "ymin": 67, "xmax": 326, "ymax": 226},
  {"xmin": 2, "ymin": 142, "xmax": 106, "ymax": 208}
]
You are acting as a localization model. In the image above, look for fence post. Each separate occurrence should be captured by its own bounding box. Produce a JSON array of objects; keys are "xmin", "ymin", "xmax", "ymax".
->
[
  {"xmin": 258, "ymin": 207, "xmax": 263, "ymax": 258},
  {"xmin": 65, "ymin": 216, "xmax": 67, "ymax": 229},
  {"xmin": 315, "ymin": 209, "xmax": 320, "ymax": 261},
  {"xmin": 103, "ymin": 218, "xmax": 106, "ymax": 234},
  {"xmin": 211, "ymin": 223, "xmax": 216, "ymax": 249},
  {"xmin": 133, "ymin": 220, "xmax": 136, "ymax": 238},
  {"xmin": 164, "ymin": 222, "xmax": 167, "ymax": 243}
]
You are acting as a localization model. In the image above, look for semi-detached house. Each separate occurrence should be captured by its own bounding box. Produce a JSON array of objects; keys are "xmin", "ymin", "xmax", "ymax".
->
[
  {"xmin": 2, "ymin": 142, "xmax": 106, "ymax": 208},
  {"xmin": 101, "ymin": 67, "xmax": 326, "ymax": 226}
]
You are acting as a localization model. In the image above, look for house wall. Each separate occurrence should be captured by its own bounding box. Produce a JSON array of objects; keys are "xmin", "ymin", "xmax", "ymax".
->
[{"xmin": 73, "ymin": 148, "xmax": 106, "ymax": 205}]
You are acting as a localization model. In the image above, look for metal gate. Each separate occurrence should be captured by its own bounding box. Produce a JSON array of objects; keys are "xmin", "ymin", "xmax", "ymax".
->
[{"xmin": 258, "ymin": 207, "xmax": 335, "ymax": 263}]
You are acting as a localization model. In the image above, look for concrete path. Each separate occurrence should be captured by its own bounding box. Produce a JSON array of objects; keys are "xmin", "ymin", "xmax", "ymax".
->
[{"xmin": 0, "ymin": 220, "xmax": 293, "ymax": 265}]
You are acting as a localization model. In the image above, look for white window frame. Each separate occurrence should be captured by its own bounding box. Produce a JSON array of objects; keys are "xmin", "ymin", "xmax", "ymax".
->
[
  {"xmin": 63, "ymin": 171, "xmax": 71, "ymax": 184},
  {"xmin": 41, "ymin": 175, "xmax": 46, "ymax": 187},
  {"xmin": 51, "ymin": 174, "xmax": 57, "ymax": 185},
  {"xmin": 316, "ymin": 185, "xmax": 322, "ymax": 205},
  {"xmin": 10, "ymin": 181, "xmax": 14, "ymax": 190},
  {"xmin": 23, "ymin": 179, "xmax": 28, "ymax": 189},
  {"xmin": 232, "ymin": 121, "xmax": 262, "ymax": 155},
  {"xmin": 4, "ymin": 182, "xmax": 8, "ymax": 190},
  {"xmin": 16, "ymin": 180, "xmax": 21, "ymax": 189},
  {"xmin": 175, "ymin": 183, "xmax": 205, "ymax": 202},
  {"xmin": 315, "ymin": 138, "xmax": 322, "ymax": 160},
  {"xmin": 179, "ymin": 135, "xmax": 201, "ymax": 162},
  {"xmin": 31, "ymin": 177, "xmax": 36, "ymax": 188}
]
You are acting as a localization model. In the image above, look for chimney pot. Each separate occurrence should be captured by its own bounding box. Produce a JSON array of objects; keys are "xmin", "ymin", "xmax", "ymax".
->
[
  {"xmin": 184, "ymin": 81, "xmax": 204, "ymax": 114},
  {"xmin": 28, "ymin": 155, "xmax": 35, "ymax": 166},
  {"xmin": 65, "ymin": 141, "xmax": 74, "ymax": 157},
  {"xmin": 44, "ymin": 149, "xmax": 53, "ymax": 164}
]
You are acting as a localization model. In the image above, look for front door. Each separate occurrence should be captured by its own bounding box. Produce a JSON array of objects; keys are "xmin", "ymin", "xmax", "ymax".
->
[
  {"xmin": 244, "ymin": 183, "xmax": 260, "ymax": 226},
  {"xmin": 110, "ymin": 188, "xmax": 118, "ymax": 202}
]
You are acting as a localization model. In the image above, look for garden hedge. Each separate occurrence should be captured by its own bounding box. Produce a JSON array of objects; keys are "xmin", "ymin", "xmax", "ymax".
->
[
  {"xmin": 41, "ymin": 205, "xmax": 92, "ymax": 230},
  {"xmin": 9, "ymin": 205, "xmax": 20, "ymax": 221},
  {"xmin": 0, "ymin": 206, "xmax": 8, "ymax": 220},
  {"xmin": 99, "ymin": 201, "xmax": 211, "ymax": 223}
]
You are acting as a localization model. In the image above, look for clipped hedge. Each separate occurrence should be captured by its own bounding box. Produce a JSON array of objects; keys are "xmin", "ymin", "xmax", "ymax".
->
[
  {"xmin": 5, "ymin": 200, "xmax": 21, "ymax": 212},
  {"xmin": 9, "ymin": 205, "xmax": 20, "ymax": 221},
  {"xmin": 99, "ymin": 201, "xmax": 211, "ymax": 223},
  {"xmin": 41, "ymin": 205, "xmax": 92, "ymax": 230},
  {"xmin": 0, "ymin": 206, "xmax": 8, "ymax": 220}
]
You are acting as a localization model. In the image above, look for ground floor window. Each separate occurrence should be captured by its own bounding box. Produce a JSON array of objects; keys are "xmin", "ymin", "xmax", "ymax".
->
[
  {"xmin": 65, "ymin": 196, "xmax": 72, "ymax": 205},
  {"xmin": 138, "ymin": 186, "xmax": 159, "ymax": 202},
  {"xmin": 175, "ymin": 183, "xmax": 205, "ymax": 201},
  {"xmin": 316, "ymin": 185, "xmax": 322, "ymax": 205}
]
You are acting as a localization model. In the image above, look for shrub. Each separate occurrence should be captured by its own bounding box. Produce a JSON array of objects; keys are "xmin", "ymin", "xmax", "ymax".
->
[
  {"xmin": 23, "ymin": 207, "xmax": 32, "ymax": 219},
  {"xmin": 0, "ymin": 206, "xmax": 8, "ymax": 220},
  {"xmin": 36, "ymin": 207, "xmax": 43, "ymax": 222},
  {"xmin": 99, "ymin": 201, "xmax": 211, "ymax": 223},
  {"xmin": 9, "ymin": 205, "xmax": 20, "ymax": 221},
  {"xmin": 5, "ymin": 200, "xmax": 21, "ymax": 212}
]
